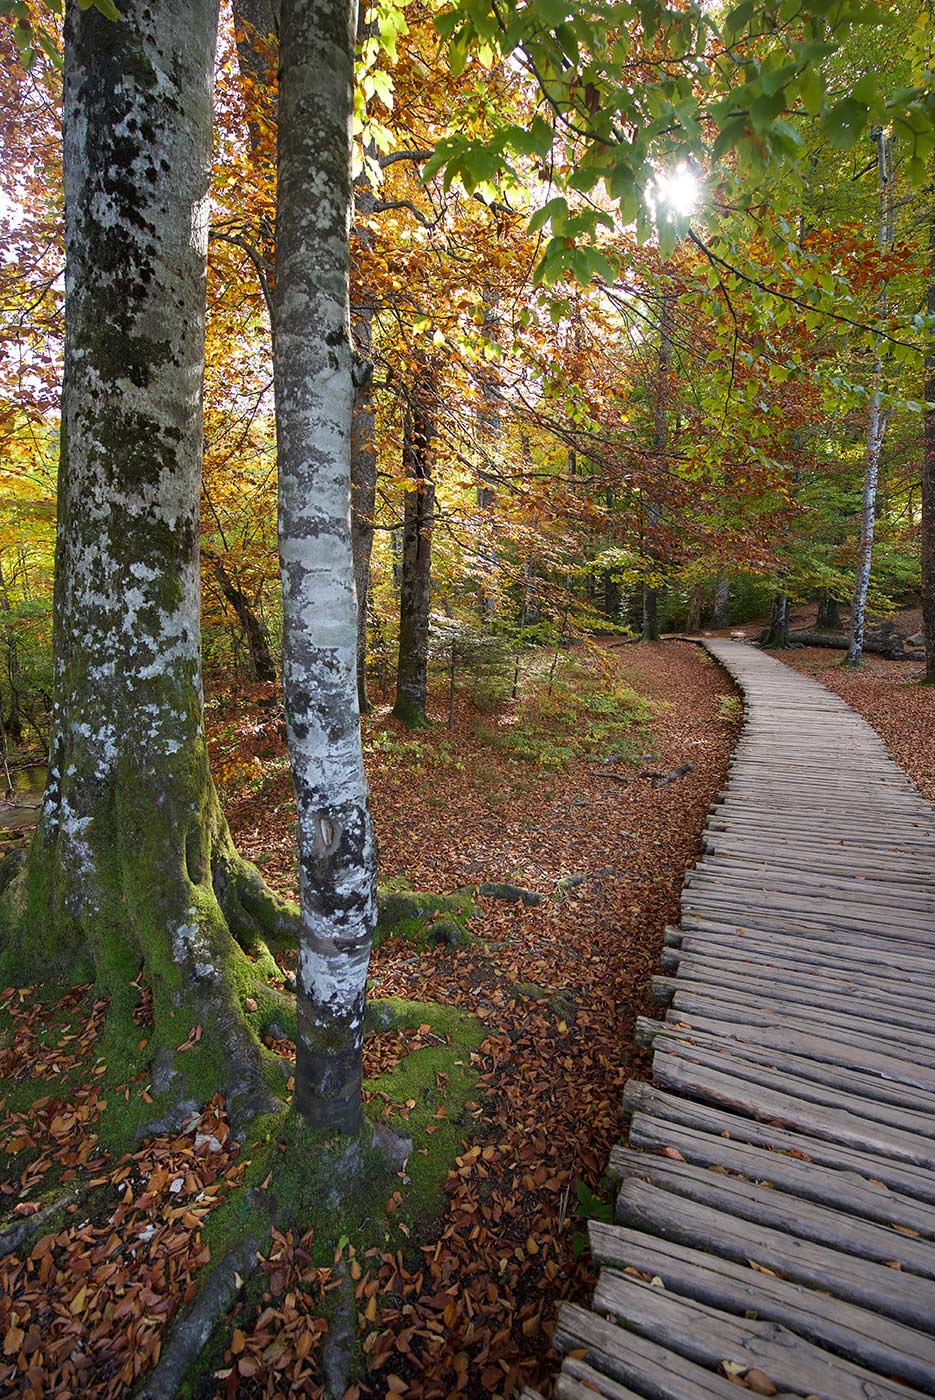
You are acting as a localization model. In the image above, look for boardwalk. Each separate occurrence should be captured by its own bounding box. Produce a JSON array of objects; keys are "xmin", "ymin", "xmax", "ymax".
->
[{"xmin": 538, "ymin": 639, "xmax": 935, "ymax": 1400}]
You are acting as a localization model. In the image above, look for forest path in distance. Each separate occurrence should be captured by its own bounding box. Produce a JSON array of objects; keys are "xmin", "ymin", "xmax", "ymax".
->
[{"xmin": 548, "ymin": 637, "xmax": 935, "ymax": 1400}]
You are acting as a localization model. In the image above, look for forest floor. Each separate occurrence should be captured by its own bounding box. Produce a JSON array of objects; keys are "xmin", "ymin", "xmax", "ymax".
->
[{"xmin": 0, "ymin": 641, "xmax": 738, "ymax": 1400}]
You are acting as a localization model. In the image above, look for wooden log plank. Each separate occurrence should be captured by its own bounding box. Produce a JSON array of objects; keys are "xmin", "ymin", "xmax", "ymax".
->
[
  {"xmin": 669, "ymin": 923, "xmax": 935, "ymax": 973},
  {"xmin": 652, "ymin": 1045, "xmax": 935, "ymax": 1166},
  {"xmin": 611, "ymin": 1149, "xmax": 935, "ymax": 1277},
  {"xmin": 588, "ymin": 1222, "xmax": 935, "ymax": 1390},
  {"xmin": 656, "ymin": 975, "xmax": 935, "ymax": 1054},
  {"xmin": 660, "ymin": 961, "xmax": 935, "ymax": 1035},
  {"xmin": 615, "ymin": 1178, "xmax": 935, "ymax": 1330},
  {"xmin": 593, "ymin": 1268, "xmax": 932, "ymax": 1400},
  {"xmin": 621, "ymin": 1082, "xmax": 935, "ymax": 1204},
  {"xmin": 555, "ymin": 1364, "xmax": 647, "ymax": 1400},
  {"xmin": 665, "ymin": 928, "xmax": 935, "ymax": 985},
  {"xmin": 666, "ymin": 986, "xmax": 935, "ymax": 1067},
  {"xmin": 648, "ymin": 1008, "xmax": 935, "ymax": 1095},
  {"xmin": 619, "ymin": 1118, "xmax": 935, "ymax": 1237},
  {"xmin": 554, "ymin": 1303, "xmax": 763, "ymax": 1400}
]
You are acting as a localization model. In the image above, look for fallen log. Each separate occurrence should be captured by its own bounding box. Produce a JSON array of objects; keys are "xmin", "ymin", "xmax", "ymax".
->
[{"xmin": 788, "ymin": 628, "xmax": 924, "ymax": 660}]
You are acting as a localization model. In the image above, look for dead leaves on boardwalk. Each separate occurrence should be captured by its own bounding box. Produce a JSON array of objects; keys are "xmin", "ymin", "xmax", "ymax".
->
[{"xmin": 0, "ymin": 644, "xmax": 735, "ymax": 1399}]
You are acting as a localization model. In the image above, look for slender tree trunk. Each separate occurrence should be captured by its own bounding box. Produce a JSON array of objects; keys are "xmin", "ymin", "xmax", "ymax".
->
[
  {"xmin": 0, "ymin": 560, "xmax": 23, "ymax": 741},
  {"xmin": 393, "ymin": 388, "xmax": 435, "ymax": 728},
  {"xmin": 712, "ymin": 576, "xmax": 730, "ymax": 628},
  {"xmin": 848, "ymin": 128, "xmax": 893, "ymax": 668},
  {"xmin": 642, "ymin": 291, "xmax": 673, "ymax": 642},
  {"xmin": 275, "ymin": 0, "xmax": 377, "ymax": 1136},
  {"xmin": 350, "ymin": 176, "xmax": 377, "ymax": 713},
  {"xmin": 212, "ymin": 560, "xmax": 277, "ymax": 682},
  {"xmin": 763, "ymin": 592, "xmax": 790, "ymax": 648},
  {"xmin": 0, "ymin": 0, "xmax": 296, "ymax": 1127},
  {"xmin": 922, "ymin": 156, "xmax": 935, "ymax": 682},
  {"xmin": 476, "ymin": 283, "xmax": 499, "ymax": 617},
  {"xmin": 686, "ymin": 585, "xmax": 703, "ymax": 633}
]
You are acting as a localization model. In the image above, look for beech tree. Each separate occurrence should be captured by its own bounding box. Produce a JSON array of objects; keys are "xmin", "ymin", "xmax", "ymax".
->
[
  {"xmin": 275, "ymin": 0, "xmax": 377, "ymax": 1135},
  {"xmin": 0, "ymin": 0, "xmax": 296, "ymax": 1126}
]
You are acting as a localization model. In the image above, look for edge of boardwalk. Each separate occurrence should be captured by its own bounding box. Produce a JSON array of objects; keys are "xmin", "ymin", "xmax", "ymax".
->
[{"xmin": 531, "ymin": 637, "xmax": 935, "ymax": 1400}]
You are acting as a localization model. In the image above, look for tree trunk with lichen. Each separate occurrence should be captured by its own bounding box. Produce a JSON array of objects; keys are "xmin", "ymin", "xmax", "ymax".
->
[
  {"xmin": 393, "ymin": 385, "xmax": 435, "ymax": 729},
  {"xmin": 642, "ymin": 290, "xmax": 672, "ymax": 642},
  {"xmin": 0, "ymin": 0, "xmax": 297, "ymax": 1130},
  {"xmin": 275, "ymin": 0, "xmax": 377, "ymax": 1137}
]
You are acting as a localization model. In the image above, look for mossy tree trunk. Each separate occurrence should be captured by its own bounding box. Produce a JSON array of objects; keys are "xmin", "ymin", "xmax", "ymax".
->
[
  {"xmin": 0, "ymin": 0, "xmax": 297, "ymax": 1129},
  {"xmin": 393, "ymin": 381, "xmax": 436, "ymax": 729},
  {"xmin": 275, "ymin": 0, "xmax": 377, "ymax": 1136}
]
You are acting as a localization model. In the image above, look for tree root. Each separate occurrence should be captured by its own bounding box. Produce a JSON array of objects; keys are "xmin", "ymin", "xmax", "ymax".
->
[
  {"xmin": 0, "ymin": 1184, "xmax": 84, "ymax": 1261},
  {"xmin": 135, "ymin": 1230, "xmax": 262, "ymax": 1400}
]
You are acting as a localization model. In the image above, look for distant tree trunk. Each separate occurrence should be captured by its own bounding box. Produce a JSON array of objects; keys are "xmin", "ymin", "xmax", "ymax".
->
[
  {"xmin": 922, "ymin": 155, "xmax": 935, "ymax": 683},
  {"xmin": 393, "ymin": 387, "xmax": 435, "ymax": 728},
  {"xmin": 212, "ymin": 560, "xmax": 277, "ymax": 682},
  {"xmin": 0, "ymin": 562, "xmax": 23, "ymax": 741},
  {"xmin": 476, "ymin": 284, "xmax": 500, "ymax": 618},
  {"xmin": 848, "ymin": 128, "xmax": 893, "ymax": 669},
  {"xmin": 712, "ymin": 577, "xmax": 730, "ymax": 628},
  {"xmin": 642, "ymin": 290, "xmax": 673, "ymax": 642},
  {"xmin": 603, "ymin": 570, "xmax": 620, "ymax": 622},
  {"xmin": 351, "ymin": 371, "xmax": 377, "ymax": 711},
  {"xmin": 815, "ymin": 594, "xmax": 841, "ymax": 632},
  {"xmin": 686, "ymin": 586, "xmax": 703, "ymax": 633},
  {"xmin": 0, "ymin": 0, "xmax": 297, "ymax": 1127},
  {"xmin": 763, "ymin": 592, "xmax": 790, "ymax": 648},
  {"xmin": 232, "ymin": 0, "xmax": 279, "ymax": 79},
  {"xmin": 275, "ymin": 0, "xmax": 377, "ymax": 1135}
]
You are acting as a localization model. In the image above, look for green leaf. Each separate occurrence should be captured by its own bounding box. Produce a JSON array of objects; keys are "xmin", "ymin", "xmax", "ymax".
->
[
  {"xmin": 823, "ymin": 98, "xmax": 868, "ymax": 149},
  {"xmin": 527, "ymin": 196, "xmax": 568, "ymax": 235},
  {"xmin": 797, "ymin": 66, "xmax": 824, "ymax": 117}
]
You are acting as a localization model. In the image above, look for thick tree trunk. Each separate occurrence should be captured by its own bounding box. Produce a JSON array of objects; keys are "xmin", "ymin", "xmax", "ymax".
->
[
  {"xmin": 212, "ymin": 560, "xmax": 277, "ymax": 682},
  {"xmin": 275, "ymin": 0, "xmax": 377, "ymax": 1136},
  {"xmin": 922, "ymin": 157, "xmax": 935, "ymax": 683},
  {"xmin": 393, "ymin": 390, "xmax": 435, "ymax": 728},
  {"xmin": 815, "ymin": 594, "xmax": 841, "ymax": 632},
  {"xmin": 763, "ymin": 592, "xmax": 790, "ymax": 648},
  {"xmin": 0, "ymin": 0, "xmax": 296, "ymax": 1128},
  {"xmin": 712, "ymin": 576, "xmax": 730, "ymax": 628},
  {"xmin": 642, "ymin": 292, "xmax": 672, "ymax": 642}
]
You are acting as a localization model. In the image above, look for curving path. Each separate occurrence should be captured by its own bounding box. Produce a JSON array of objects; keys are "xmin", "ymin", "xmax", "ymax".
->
[{"xmin": 530, "ymin": 638, "xmax": 935, "ymax": 1400}]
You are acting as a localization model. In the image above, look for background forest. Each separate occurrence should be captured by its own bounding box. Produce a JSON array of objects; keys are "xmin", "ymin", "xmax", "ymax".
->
[{"xmin": 0, "ymin": 0, "xmax": 933, "ymax": 750}]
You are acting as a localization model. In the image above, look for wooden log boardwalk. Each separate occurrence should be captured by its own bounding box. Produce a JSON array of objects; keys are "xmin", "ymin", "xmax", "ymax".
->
[{"xmin": 536, "ymin": 638, "xmax": 935, "ymax": 1400}]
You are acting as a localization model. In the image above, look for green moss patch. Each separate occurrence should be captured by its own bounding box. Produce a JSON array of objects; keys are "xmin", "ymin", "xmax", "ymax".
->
[{"xmin": 374, "ymin": 877, "xmax": 479, "ymax": 951}]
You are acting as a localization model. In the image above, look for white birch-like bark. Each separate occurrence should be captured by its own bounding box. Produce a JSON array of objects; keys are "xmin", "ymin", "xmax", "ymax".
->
[
  {"xmin": 275, "ymin": 0, "xmax": 377, "ymax": 1135},
  {"xmin": 642, "ymin": 290, "xmax": 673, "ymax": 641},
  {"xmin": 848, "ymin": 128, "xmax": 893, "ymax": 667}
]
